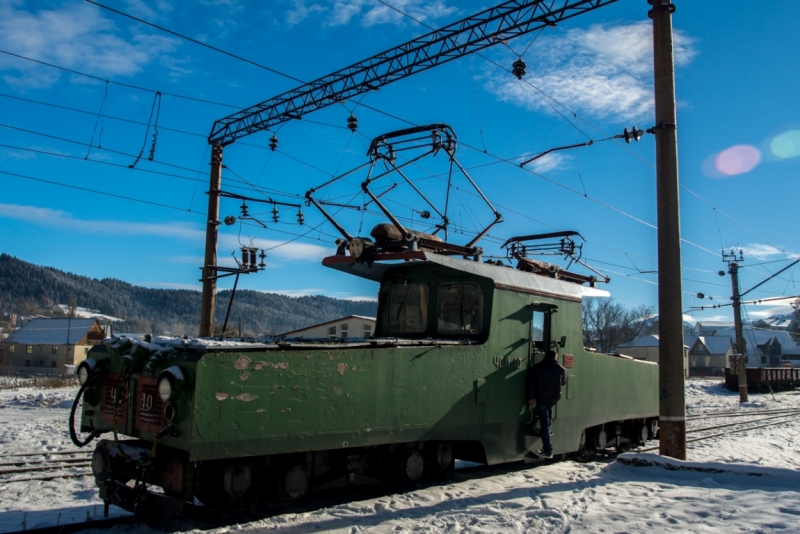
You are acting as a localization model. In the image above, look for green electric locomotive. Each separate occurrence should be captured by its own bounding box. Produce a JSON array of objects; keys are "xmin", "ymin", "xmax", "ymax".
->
[{"xmin": 71, "ymin": 228, "xmax": 658, "ymax": 519}]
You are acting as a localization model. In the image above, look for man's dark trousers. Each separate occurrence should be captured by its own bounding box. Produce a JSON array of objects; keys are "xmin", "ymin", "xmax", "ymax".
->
[{"xmin": 536, "ymin": 404, "xmax": 554, "ymax": 456}]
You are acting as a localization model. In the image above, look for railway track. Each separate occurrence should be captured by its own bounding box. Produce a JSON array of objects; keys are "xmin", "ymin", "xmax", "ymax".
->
[
  {"xmin": 638, "ymin": 409, "xmax": 800, "ymax": 452},
  {"xmin": 7, "ymin": 408, "xmax": 799, "ymax": 534},
  {"xmin": 0, "ymin": 451, "xmax": 92, "ymax": 482},
  {"xmin": 686, "ymin": 407, "xmax": 800, "ymax": 420}
]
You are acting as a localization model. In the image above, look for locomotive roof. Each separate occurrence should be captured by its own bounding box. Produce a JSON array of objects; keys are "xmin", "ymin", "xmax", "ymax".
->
[{"xmin": 322, "ymin": 251, "xmax": 610, "ymax": 300}]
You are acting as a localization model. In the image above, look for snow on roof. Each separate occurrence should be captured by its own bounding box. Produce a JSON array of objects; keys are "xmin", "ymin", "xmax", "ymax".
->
[
  {"xmin": 716, "ymin": 327, "xmax": 800, "ymax": 356},
  {"xmin": 693, "ymin": 336, "xmax": 734, "ymax": 354},
  {"xmin": 324, "ymin": 252, "xmax": 610, "ymax": 301},
  {"xmin": 280, "ymin": 315, "xmax": 377, "ymax": 336},
  {"xmin": 695, "ymin": 321, "xmax": 735, "ymax": 330},
  {"xmin": 618, "ymin": 335, "xmax": 660, "ymax": 348},
  {"xmin": 5, "ymin": 318, "xmax": 100, "ymax": 345}
]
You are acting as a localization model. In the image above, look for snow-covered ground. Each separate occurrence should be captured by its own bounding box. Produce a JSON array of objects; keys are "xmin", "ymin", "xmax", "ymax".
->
[{"xmin": 1, "ymin": 379, "xmax": 799, "ymax": 533}]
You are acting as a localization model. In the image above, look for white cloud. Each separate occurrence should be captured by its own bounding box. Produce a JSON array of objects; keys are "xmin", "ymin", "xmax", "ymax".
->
[
  {"xmin": 286, "ymin": 0, "xmax": 326, "ymax": 26},
  {"xmin": 286, "ymin": 0, "xmax": 456, "ymax": 28},
  {"xmin": 487, "ymin": 21, "xmax": 697, "ymax": 123},
  {"xmin": 0, "ymin": 2, "xmax": 180, "ymax": 88},
  {"xmin": 0, "ymin": 203, "xmax": 331, "ymax": 262},
  {"xmin": 122, "ymin": 0, "xmax": 158, "ymax": 20},
  {"xmin": 218, "ymin": 234, "xmax": 331, "ymax": 262},
  {"xmin": 359, "ymin": 0, "xmax": 457, "ymax": 27},
  {"xmin": 0, "ymin": 203, "xmax": 204, "ymax": 240},
  {"xmin": 521, "ymin": 151, "xmax": 570, "ymax": 174},
  {"xmin": 738, "ymin": 243, "xmax": 788, "ymax": 261}
]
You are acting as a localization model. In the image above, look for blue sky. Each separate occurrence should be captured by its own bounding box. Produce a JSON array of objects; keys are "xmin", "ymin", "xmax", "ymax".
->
[{"xmin": 1, "ymin": 0, "xmax": 799, "ymax": 326}]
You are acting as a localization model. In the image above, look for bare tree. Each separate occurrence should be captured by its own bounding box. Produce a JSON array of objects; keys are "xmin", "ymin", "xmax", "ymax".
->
[
  {"xmin": 67, "ymin": 294, "xmax": 77, "ymax": 319},
  {"xmin": 582, "ymin": 298, "xmax": 656, "ymax": 354}
]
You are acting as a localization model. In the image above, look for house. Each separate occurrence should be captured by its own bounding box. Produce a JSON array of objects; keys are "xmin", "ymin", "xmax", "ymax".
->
[
  {"xmin": 684, "ymin": 335, "xmax": 733, "ymax": 376},
  {"xmin": 617, "ymin": 335, "xmax": 689, "ymax": 378},
  {"xmin": 753, "ymin": 314, "xmax": 795, "ymax": 332},
  {"xmin": 278, "ymin": 315, "xmax": 376, "ymax": 339},
  {"xmin": 693, "ymin": 321, "xmax": 735, "ymax": 336},
  {"xmin": 0, "ymin": 318, "xmax": 106, "ymax": 375},
  {"xmin": 715, "ymin": 326, "xmax": 800, "ymax": 367}
]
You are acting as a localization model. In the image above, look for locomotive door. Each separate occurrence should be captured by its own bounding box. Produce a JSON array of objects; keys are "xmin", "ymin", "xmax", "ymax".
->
[
  {"xmin": 528, "ymin": 304, "xmax": 559, "ymax": 423},
  {"xmin": 529, "ymin": 306, "xmax": 553, "ymax": 365}
]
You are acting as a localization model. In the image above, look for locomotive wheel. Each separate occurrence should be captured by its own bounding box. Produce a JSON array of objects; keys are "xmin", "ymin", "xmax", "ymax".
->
[
  {"xmin": 650, "ymin": 419, "xmax": 659, "ymax": 440},
  {"xmin": 595, "ymin": 428, "xmax": 608, "ymax": 450},
  {"xmin": 638, "ymin": 422, "xmax": 649, "ymax": 444},
  {"xmin": 401, "ymin": 450, "xmax": 424, "ymax": 482},
  {"xmin": 282, "ymin": 464, "xmax": 309, "ymax": 499}
]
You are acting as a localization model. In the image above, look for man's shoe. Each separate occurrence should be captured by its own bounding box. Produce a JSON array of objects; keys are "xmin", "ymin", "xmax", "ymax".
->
[{"xmin": 537, "ymin": 449, "xmax": 553, "ymax": 459}]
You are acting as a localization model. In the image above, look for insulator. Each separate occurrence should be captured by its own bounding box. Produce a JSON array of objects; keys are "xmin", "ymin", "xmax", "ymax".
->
[
  {"xmin": 259, "ymin": 250, "xmax": 267, "ymax": 268},
  {"xmin": 240, "ymin": 202, "xmax": 249, "ymax": 217},
  {"xmin": 387, "ymin": 146, "xmax": 396, "ymax": 162},
  {"xmin": 512, "ymin": 58, "xmax": 526, "ymax": 79},
  {"xmin": 223, "ymin": 215, "xmax": 236, "ymax": 226},
  {"xmin": 420, "ymin": 211, "xmax": 431, "ymax": 219},
  {"xmin": 269, "ymin": 134, "xmax": 279, "ymax": 151},
  {"xmin": 249, "ymin": 249, "xmax": 257, "ymax": 268},
  {"xmin": 623, "ymin": 126, "xmax": 644, "ymax": 143},
  {"xmin": 271, "ymin": 205, "xmax": 279, "ymax": 222},
  {"xmin": 347, "ymin": 113, "xmax": 358, "ymax": 132},
  {"xmin": 241, "ymin": 248, "xmax": 248, "ymax": 267},
  {"xmin": 297, "ymin": 209, "xmax": 305, "ymax": 225}
]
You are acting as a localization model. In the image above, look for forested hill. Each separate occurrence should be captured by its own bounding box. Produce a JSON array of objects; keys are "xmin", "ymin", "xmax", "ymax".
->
[{"xmin": 0, "ymin": 253, "xmax": 377, "ymax": 336}]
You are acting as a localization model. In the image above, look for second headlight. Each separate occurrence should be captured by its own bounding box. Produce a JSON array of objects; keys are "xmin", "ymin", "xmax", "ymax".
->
[{"xmin": 156, "ymin": 366, "xmax": 184, "ymax": 402}]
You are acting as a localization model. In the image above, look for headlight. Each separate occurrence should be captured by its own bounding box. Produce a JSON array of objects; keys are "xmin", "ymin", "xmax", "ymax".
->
[
  {"xmin": 157, "ymin": 366, "xmax": 184, "ymax": 402},
  {"xmin": 77, "ymin": 359, "xmax": 98, "ymax": 386},
  {"xmin": 158, "ymin": 376, "xmax": 173, "ymax": 402}
]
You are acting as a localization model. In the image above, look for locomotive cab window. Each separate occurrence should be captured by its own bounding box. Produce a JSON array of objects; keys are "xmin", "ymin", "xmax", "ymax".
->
[
  {"xmin": 387, "ymin": 282, "xmax": 428, "ymax": 333},
  {"xmin": 530, "ymin": 307, "xmax": 552, "ymax": 353},
  {"xmin": 438, "ymin": 282, "xmax": 483, "ymax": 335}
]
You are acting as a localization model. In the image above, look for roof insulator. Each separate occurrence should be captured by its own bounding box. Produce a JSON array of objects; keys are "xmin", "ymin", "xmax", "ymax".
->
[
  {"xmin": 347, "ymin": 113, "xmax": 358, "ymax": 132},
  {"xmin": 512, "ymin": 58, "xmax": 526, "ymax": 79}
]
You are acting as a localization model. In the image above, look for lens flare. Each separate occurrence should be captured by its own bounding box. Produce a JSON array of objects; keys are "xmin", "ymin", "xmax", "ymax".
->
[
  {"xmin": 770, "ymin": 130, "xmax": 800, "ymax": 159},
  {"xmin": 715, "ymin": 145, "xmax": 760, "ymax": 176}
]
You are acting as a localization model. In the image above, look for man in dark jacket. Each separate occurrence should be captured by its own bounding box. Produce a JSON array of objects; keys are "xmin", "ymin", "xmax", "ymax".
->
[{"xmin": 526, "ymin": 349, "xmax": 566, "ymax": 458}]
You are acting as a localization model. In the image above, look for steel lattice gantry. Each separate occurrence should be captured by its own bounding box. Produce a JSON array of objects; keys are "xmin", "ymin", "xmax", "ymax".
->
[
  {"xmin": 207, "ymin": 0, "xmax": 616, "ymax": 146},
  {"xmin": 199, "ymin": 0, "xmax": 617, "ymax": 336}
]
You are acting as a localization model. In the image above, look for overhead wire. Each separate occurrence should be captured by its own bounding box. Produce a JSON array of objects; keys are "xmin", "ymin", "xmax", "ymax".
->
[
  {"xmin": 0, "ymin": 49, "xmax": 238, "ymax": 109},
  {"xmin": 0, "ymin": 169, "xmax": 202, "ymax": 215},
  {"xmin": 8, "ymin": 2, "xmax": 788, "ymax": 303},
  {"xmin": 84, "ymin": 0, "xmax": 305, "ymax": 84}
]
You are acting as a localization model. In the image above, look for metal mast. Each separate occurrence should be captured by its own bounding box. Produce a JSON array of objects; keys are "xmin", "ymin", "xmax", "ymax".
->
[
  {"xmin": 198, "ymin": 0, "xmax": 618, "ymax": 336},
  {"xmin": 651, "ymin": 0, "xmax": 686, "ymax": 460}
]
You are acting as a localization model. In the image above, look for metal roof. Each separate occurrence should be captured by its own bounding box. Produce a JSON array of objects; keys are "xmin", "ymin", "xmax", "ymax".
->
[
  {"xmin": 5, "ymin": 318, "xmax": 99, "ymax": 345},
  {"xmin": 323, "ymin": 252, "xmax": 610, "ymax": 301},
  {"xmin": 687, "ymin": 335, "xmax": 733, "ymax": 355}
]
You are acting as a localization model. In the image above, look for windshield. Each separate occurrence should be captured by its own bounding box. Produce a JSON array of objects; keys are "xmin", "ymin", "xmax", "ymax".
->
[
  {"xmin": 387, "ymin": 282, "xmax": 428, "ymax": 333},
  {"xmin": 438, "ymin": 282, "xmax": 483, "ymax": 335}
]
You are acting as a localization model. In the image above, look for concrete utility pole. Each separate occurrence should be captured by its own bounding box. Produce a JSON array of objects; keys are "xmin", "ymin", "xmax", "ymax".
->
[
  {"xmin": 727, "ymin": 258, "xmax": 749, "ymax": 402},
  {"xmin": 651, "ymin": 0, "xmax": 686, "ymax": 460},
  {"xmin": 199, "ymin": 145, "xmax": 223, "ymax": 337}
]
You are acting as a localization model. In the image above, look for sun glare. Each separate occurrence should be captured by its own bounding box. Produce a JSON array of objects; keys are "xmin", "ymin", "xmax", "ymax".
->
[
  {"xmin": 770, "ymin": 130, "xmax": 800, "ymax": 159},
  {"xmin": 714, "ymin": 145, "xmax": 761, "ymax": 176}
]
